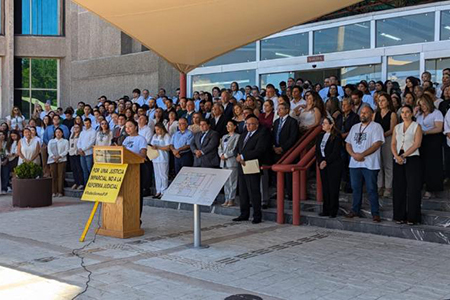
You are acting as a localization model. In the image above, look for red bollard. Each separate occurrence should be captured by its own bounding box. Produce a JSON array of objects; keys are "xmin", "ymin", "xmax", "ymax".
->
[
  {"xmin": 300, "ymin": 170, "xmax": 307, "ymax": 200},
  {"xmin": 316, "ymin": 163, "xmax": 323, "ymax": 202},
  {"xmin": 292, "ymin": 170, "xmax": 300, "ymax": 225},
  {"xmin": 276, "ymin": 171, "xmax": 285, "ymax": 224}
]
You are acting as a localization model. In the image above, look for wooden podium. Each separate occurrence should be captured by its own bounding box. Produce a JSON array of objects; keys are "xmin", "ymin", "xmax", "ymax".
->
[{"xmin": 93, "ymin": 146, "xmax": 145, "ymax": 239}]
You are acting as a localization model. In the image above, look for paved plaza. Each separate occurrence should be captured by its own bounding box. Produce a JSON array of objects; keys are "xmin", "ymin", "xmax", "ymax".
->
[{"xmin": 0, "ymin": 196, "xmax": 450, "ymax": 300}]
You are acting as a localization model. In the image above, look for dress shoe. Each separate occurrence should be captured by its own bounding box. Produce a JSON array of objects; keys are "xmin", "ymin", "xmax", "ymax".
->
[
  {"xmin": 232, "ymin": 216, "xmax": 248, "ymax": 222},
  {"xmin": 318, "ymin": 212, "xmax": 329, "ymax": 217},
  {"xmin": 345, "ymin": 211, "xmax": 359, "ymax": 218},
  {"xmin": 252, "ymin": 219, "xmax": 261, "ymax": 224},
  {"xmin": 373, "ymin": 215, "xmax": 381, "ymax": 223}
]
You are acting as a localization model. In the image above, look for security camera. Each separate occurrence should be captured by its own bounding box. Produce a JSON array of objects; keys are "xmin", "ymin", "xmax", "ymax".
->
[{"xmin": 312, "ymin": 64, "xmax": 317, "ymax": 68}]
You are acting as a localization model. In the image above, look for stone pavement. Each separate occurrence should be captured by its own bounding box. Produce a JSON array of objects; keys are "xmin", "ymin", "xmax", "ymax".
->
[{"xmin": 0, "ymin": 196, "xmax": 450, "ymax": 300}]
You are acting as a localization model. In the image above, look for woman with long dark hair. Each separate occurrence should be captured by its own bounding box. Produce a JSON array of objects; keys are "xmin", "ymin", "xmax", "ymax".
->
[
  {"xmin": 403, "ymin": 76, "xmax": 420, "ymax": 98},
  {"xmin": 391, "ymin": 105, "xmax": 423, "ymax": 225},
  {"xmin": 374, "ymin": 92, "xmax": 397, "ymax": 198},
  {"xmin": 416, "ymin": 94, "xmax": 444, "ymax": 199},
  {"xmin": 315, "ymin": 116, "xmax": 343, "ymax": 218}
]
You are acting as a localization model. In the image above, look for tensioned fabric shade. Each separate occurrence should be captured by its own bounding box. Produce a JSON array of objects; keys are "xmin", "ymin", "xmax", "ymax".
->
[{"xmin": 72, "ymin": 0, "xmax": 361, "ymax": 73}]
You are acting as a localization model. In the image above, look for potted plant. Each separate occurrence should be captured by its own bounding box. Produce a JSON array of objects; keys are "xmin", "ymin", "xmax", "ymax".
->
[{"xmin": 12, "ymin": 162, "xmax": 52, "ymax": 207}]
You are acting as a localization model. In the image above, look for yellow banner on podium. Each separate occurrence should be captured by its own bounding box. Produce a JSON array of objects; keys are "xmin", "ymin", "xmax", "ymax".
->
[{"xmin": 81, "ymin": 163, "xmax": 128, "ymax": 203}]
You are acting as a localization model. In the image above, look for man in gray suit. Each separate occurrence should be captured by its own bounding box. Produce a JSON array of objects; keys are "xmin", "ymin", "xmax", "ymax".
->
[{"xmin": 190, "ymin": 119, "xmax": 220, "ymax": 168}]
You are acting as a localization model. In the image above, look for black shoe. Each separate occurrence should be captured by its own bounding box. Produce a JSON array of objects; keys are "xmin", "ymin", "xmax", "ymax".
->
[
  {"xmin": 262, "ymin": 204, "xmax": 268, "ymax": 209},
  {"xmin": 345, "ymin": 211, "xmax": 359, "ymax": 218},
  {"xmin": 318, "ymin": 212, "xmax": 329, "ymax": 217},
  {"xmin": 232, "ymin": 216, "xmax": 249, "ymax": 222},
  {"xmin": 252, "ymin": 219, "xmax": 261, "ymax": 224}
]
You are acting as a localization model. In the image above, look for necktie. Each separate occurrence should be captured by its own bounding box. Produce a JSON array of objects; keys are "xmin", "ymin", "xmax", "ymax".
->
[
  {"xmin": 243, "ymin": 132, "xmax": 252, "ymax": 147},
  {"xmin": 276, "ymin": 117, "xmax": 285, "ymax": 146},
  {"xmin": 200, "ymin": 132, "xmax": 207, "ymax": 144}
]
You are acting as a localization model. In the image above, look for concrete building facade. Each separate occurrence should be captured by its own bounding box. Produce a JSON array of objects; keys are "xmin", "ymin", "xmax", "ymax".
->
[{"xmin": 0, "ymin": 0, "xmax": 179, "ymax": 118}]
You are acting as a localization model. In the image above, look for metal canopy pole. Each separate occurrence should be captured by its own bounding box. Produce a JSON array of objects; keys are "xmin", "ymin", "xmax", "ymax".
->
[{"xmin": 193, "ymin": 204, "xmax": 201, "ymax": 248}]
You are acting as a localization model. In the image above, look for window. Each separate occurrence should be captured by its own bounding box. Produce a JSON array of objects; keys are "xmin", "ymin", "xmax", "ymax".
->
[
  {"xmin": 14, "ymin": 58, "xmax": 58, "ymax": 118},
  {"xmin": 261, "ymin": 33, "xmax": 308, "ymax": 60},
  {"xmin": 441, "ymin": 11, "xmax": 450, "ymax": 41},
  {"xmin": 260, "ymin": 72, "xmax": 295, "ymax": 89},
  {"xmin": 387, "ymin": 54, "xmax": 420, "ymax": 89},
  {"xmin": 192, "ymin": 70, "xmax": 256, "ymax": 93},
  {"xmin": 313, "ymin": 22, "xmax": 370, "ymax": 54},
  {"xmin": 201, "ymin": 43, "xmax": 256, "ymax": 67},
  {"xmin": 340, "ymin": 65, "xmax": 382, "ymax": 86},
  {"xmin": 425, "ymin": 58, "xmax": 450, "ymax": 84},
  {"xmin": 376, "ymin": 13, "xmax": 434, "ymax": 47},
  {"xmin": 14, "ymin": 0, "xmax": 62, "ymax": 35}
]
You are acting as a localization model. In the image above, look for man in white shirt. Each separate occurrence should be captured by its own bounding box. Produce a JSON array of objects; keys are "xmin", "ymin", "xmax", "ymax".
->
[
  {"xmin": 147, "ymin": 98, "xmax": 157, "ymax": 120},
  {"xmin": 140, "ymin": 89, "xmax": 152, "ymax": 107},
  {"xmin": 345, "ymin": 106, "xmax": 385, "ymax": 222},
  {"xmin": 40, "ymin": 101, "xmax": 53, "ymax": 120},
  {"xmin": 264, "ymin": 84, "xmax": 279, "ymax": 110},
  {"xmin": 77, "ymin": 118, "xmax": 97, "ymax": 186}
]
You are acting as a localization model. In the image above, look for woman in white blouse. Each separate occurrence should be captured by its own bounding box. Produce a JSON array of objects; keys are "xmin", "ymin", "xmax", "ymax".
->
[
  {"xmin": 298, "ymin": 91, "xmax": 322, "ymax": 132},
  {"xmin": 391, "ymin": 105, "xmax": 423, "ymax": 225},
  {"xmin": 5, "ymin": 131, "xmax": 20, "ymax": 191},
  {"xmin": 47, "ymin": 128, "xmax": 69, "ymax": 197},
  {"xmin": 415, "ymin": 94, "xmax": 444, "ymax": 199},
  {"xmin": 150, "ymin": 123, "xmax": 171, "ymax": 199},
  {"xmin": 95, "ymin": 120, "xmax": 113, "ymax": 146},
  {"xmin": 17, "ymin": 127, "xmax": 41, "ymax": 166},
  {"xmin": 6, "ymin": 106, "xmax": 26, "ymax": 131}
]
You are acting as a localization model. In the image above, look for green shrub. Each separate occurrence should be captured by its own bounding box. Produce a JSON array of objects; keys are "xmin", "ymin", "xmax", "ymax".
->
[{"xmin": 14, "ymin": 162, "xmax": 43, "ymax": 179}]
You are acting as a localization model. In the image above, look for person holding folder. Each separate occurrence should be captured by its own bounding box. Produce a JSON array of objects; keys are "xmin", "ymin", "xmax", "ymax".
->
[{"xmin": 233, "ymin": 115, "xmax": 270, "ymax": 224}]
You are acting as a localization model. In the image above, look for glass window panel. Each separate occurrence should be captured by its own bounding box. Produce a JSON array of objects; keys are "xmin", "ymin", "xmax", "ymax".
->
[
  {"xmin": 32, "ymin": 0, "xmax": 59, "ymax": 35},
  {"xmin": 340, "ymin": 65, "xmax": 382, "ymax": 86},
  {"xmin": 18, "ymin": 0, "xmax": 31, "ymax": 34},
  {"xmin": 14, "ymin": 90, "xmax": 31, "ymax": 119},
  {"xmin": 31, "ymin": 90, "xmax": 58, "ymax": 110},
  {"xmin": 261, "ymin": 33, "xmax": 308, "ymax": 60},
  {"xmin": 202, "ymin": 43, "xmax": 256, "ymax": 67},
  {"xmin": 192, "ymin": 70, "xmax": 256, "ymax": 93},
  {"xmin": 387, "ymin": 53, "xmax": 420, "ymax": 89},
  {"xmin": 313, "ymin": 22, "xmax": 370, "ymax": 54},
  {"xmin": 260, "ymin": 72, "xmax": 295, "ymax": 89},
  {"xmin": 376, "ymin": 13, "xmax": 434, "ymax": 47},
  {"xmin": 31, "ymin": 58, "xmax": 57, "ymax": 89},
  {"xmin": 425, "ymin": 58, "xmax": 450, "ymax": 84},
  {"xmin": 441, "ymin": 11, "xmax": 450, "ymax": 41},
  {"xmin": 15, "ymin": 58, "xmax": 30, "ymax": 89}
]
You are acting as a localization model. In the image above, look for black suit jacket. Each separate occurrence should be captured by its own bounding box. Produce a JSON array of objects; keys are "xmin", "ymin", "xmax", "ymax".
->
[
  {"xmin": 210, "ymin": 115, "xmax": 228, "ymax": 137},
  {"xmin": 272, "ymin": 116, "xmax": 299, "ymax": 151},
  {"xmin": 234, "ymin": 128, "xmax": 270, "ymax": 173},
  {"xmin": 315, "ymin": 132, "xmax": 343, "ymax": 166},
  {"xmin": 223, "ymin": 103, "xmax": 234, "ymax": 122},
  {"xmin": 190, "ymin": 130, "xmax": 220, "ymax": 167}
]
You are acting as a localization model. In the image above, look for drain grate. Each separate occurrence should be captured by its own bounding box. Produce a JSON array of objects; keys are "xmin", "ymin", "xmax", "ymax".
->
[{"xmin": 225, "ymin": 295, "xmax": 263, "ymax": 300}]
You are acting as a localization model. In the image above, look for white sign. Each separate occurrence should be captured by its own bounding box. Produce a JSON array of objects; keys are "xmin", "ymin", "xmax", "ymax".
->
[{"xmin": 161, "ymin": 167, "xmax": 232, "ymax": 206}]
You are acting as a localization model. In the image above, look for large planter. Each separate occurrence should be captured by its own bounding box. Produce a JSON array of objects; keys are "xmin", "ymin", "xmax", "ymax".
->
[{"xmin": 12, "ymin": 177, "xmax": 52, "ymax": 208}]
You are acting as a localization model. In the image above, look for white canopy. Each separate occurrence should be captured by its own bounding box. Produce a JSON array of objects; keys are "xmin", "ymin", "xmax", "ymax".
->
[{"xmin": 72, "ymin": 0, "xmax": 361, "ymax": 73}]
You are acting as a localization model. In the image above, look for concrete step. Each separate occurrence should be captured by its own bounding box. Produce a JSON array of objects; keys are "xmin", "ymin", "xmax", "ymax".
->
[
  {"xmin": 142, "ymin": 198, "xmax": 450, "ymax": 244},
  {"xmin": 64, "ymin": 187, "xmax": 83, "ymax": 198}
]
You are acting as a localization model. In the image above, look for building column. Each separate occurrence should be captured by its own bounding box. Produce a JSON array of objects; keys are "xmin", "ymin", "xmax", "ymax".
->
[{"xmin": 179, "ymin": 72, "xmax": 187, "ymax": 98}]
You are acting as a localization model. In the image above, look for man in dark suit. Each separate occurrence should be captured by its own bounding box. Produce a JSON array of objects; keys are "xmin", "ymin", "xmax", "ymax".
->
[
  {"xmin": 210, "ymin": 103, "xmax": 228, "ymax": 137},
  {"xmin": 190, "ymin": 119, "xmax": 220, "ymax": 168},
  {"xmin": 221, "ymin": 90, "xmax": 234, "ymax": 122},
  {"xmin": 233, "ymin": 115, "xmax": 270, "ymax": 224},
  {"xmin": 272, "ymin": 102, "xmax": 299, "ymax": 162},
  {"xmin": 112, "ymin": 114, "xmax": 127, "ymax": 145}
]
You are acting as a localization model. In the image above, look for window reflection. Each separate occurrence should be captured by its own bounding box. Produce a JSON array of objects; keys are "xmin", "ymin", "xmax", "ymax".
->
[
  {"xmin": 376, "ymin": 13, "xmax": 434, "ymax": 47},
  {"xmin": 340, "ymin": 65, "xmax": 382, "ymax": 86},
  {"xmin": 441, "ymin": 11, "xmax": 450, "ymax": 41},
  {"xmin": 201, "ymin": 43, "xmax": 256, "ymax": 67},
  {"xmin": 314, "ymin": 22, "xmax": 370, "ymax": 54},
  {"xmin": 425, "ymin": 58, "xmax": 450, "ymax": 84},
  {"xmin": 387, "ymin": 54, "xmax": 420, "ymax": 89},
  {"xmin": 261, "ymin": 33, "xmax": 308, "ymax": 60},
  {"xmin": 192, "ymin": 70, "xmax": 256, "ymax": 93},
  {"xmin": 260, "ymin": 72, "xmax": 295, "ymax": 89}
]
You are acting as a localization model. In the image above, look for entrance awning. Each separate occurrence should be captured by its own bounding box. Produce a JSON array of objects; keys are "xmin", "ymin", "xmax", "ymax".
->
[{"xmin": 72, "ymin": 0, "xmax": 361, "ymax": 73}]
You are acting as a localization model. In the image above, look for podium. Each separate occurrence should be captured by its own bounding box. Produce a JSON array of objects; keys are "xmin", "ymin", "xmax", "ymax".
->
[{"xmin": 93, "ymin": 146, "xmax": 145, "ymax": 239}]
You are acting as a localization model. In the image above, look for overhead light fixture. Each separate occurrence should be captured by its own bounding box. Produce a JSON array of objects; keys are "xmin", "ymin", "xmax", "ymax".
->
[
  {"xmin": 354, "ymin": 23, "xmax": 369, "ymax": 29},
  {"xmin": 445, "ymin": 26, "xmax": 450, "ymax": 31},
  {"xmin": 275, "ymin": 52, "xmax": 293, "ymax": 58},
  {"xmin": 381, "ymin": 33, "xmax": 401, "ymax": 41}
]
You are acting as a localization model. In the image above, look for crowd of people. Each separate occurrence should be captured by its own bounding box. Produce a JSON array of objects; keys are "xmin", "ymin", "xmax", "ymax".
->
[{"xmin": 1, "ymin": 68, "xmax": 450, "ymax": 225}]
